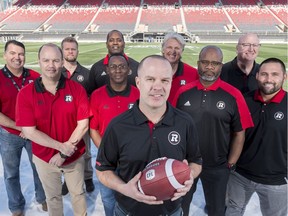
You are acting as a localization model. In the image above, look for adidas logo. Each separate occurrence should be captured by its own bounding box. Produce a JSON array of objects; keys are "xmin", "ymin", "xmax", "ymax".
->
[
  {"xmin": 101, "ymin": 71, "xmax": 107, "ymax": 76},
  {"xmin": 184, "ymin": 101, "xmax": 191, "ymax": 106}
]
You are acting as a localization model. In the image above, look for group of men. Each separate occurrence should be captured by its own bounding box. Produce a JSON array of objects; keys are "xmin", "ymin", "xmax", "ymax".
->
[{"xmin": 0, "ymin": 30, "xmax": 286, "ymax": 216}]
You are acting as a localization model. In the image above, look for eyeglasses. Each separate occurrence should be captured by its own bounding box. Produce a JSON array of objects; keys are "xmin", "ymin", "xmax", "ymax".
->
[
  {"xmin": 108, "ymin": 64, "xmax": 128, "ymax": 71},
  {"xmin": 198, "ymin": 60, "xmax": 223, "ymax": 68},
  {"xmin": 239, "ymin": 43, "xmax": 261, "ymax": 48}
]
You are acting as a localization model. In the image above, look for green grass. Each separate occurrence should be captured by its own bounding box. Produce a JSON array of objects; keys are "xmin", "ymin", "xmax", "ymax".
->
[{"xmin": 0, "ymin": 42, "xmax": 287, "ymax": 89}]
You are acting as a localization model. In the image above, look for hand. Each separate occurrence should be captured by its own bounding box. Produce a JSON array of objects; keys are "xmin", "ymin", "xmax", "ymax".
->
[
  {"xmin": 59, "ymin": 140, "xmax": 78, "ymax": 156},
  {"xmin": 121, "ymin": 172, "xmax": 164, "ymax": 205},
  {"xmin": 19, "ymin": 132, "xmax": 27, "ymax": 140},
  {"xmin": 49, "ymin": 153, "xmax": 65, "ymax": 167},
  {"xmin": 171, "ymin": 159, "xmax": 194, "ymax": 201}
]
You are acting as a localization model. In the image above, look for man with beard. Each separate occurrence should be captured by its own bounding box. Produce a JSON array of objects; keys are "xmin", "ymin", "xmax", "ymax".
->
[
  {"xmin": 61, "ymin": 37, "xmax": 94, "ymax": 195},
  {"xmin": 161, "ymin": 32, "xmax": 198, "ymax": 103},
  {"xmin": 173, "ymin": 46, "xmax": 254, "ymax": 216},
  {"xmin": 88, "ymin": 30, "xmax": 139, "ymax": 94},
  {"xmin": 221, "ymin": 33, "xmax": 261, "ymax": 94},
  {"xmin": 226, "ymin": 58, "xmax": 287, "ymax": 216}
]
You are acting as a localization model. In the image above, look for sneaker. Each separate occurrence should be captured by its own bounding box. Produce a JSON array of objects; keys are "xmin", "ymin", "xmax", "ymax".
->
[
  {"xmin": 12, "ymin": 211, "xmax": 24, "ymax": 216},
  {"xmin": 85, "ymin": 179, "xmax": 95, "ymax": 192},
  {"xmin": 62, "ymin": 181, "xmax": 69, "ymax": 196},
  {"xmin": 41, "ymin": 201, "xmax": 48, "ymax": 212}
]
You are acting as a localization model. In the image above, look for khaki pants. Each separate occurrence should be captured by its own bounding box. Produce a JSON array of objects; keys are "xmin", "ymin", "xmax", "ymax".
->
[{"xmin": 33, "ymin": 155, "xmax": 87, "ymax": 216}]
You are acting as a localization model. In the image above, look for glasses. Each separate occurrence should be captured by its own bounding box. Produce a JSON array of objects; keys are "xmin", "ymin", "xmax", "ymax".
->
[
  {"xmin": 198, "ymin": 60, "xmax": 223, "ymax": 68},
  {"xmin": 239, "ymin": 43, "xmax": 261, "ymax": 48},
  {"xmin": 108, "ymin": 64, "xmax": 128, "ymax": 71}
]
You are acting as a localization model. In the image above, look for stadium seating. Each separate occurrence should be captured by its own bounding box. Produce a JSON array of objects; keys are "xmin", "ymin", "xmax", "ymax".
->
[
  {"xmin": 140, "ymin": 6, "xmax": 181, "ymax": 32},
  {"xmin": 105, "ymin": 0, "xmax": 141, "ymax": 6},
  {"xmin": 225, "ymin": 6, "xmax": 281, "ymax": 32},
  {"xmin": 221, "ymin": 0, "xmax": 257, "ymax": 5},
  {"xmin": 269, "ymin": 5, "xmax": 288, "ymax": 25},
  {"xmin": 47, "ymin": 7, "xmax": 97, "ymax": 32},
  {"xmin": 143, "ymin": 0, "xmax": 179, "ymax": 5},
  {"xmin": 184, "ymin": 6, "xmax": 229, "ymax": 32},
  {"xmin": 0, "ymin": 7, "xmax": 18, "ymax": 22},
  {"xmin": 262, "ymin": 0, "xmax": 287, "ymax": 5},
  {"xmin": 1, "ymin": 6, "xmax": 57, "ymax": 30},
  {"xmin": 1, "ymin": 0, "xmax": 286, "ymax": 36},
  {"xmin": 29, "ymin": 0, "xmax": 64, "ymax": 6},
  {"xmin": 181, "ymin": 0, "xmax": 219, "ymax": 6},
  {"xmin": 67, "ymin": 0, "xmax": 102, "ymax": 6},
  {"xmin": 13, "ymin": 0, "xmax": 29, "ymax": 6},
  {"xmin": 93, "ymin": 6, "xmax": 138, "ymax": 32}
]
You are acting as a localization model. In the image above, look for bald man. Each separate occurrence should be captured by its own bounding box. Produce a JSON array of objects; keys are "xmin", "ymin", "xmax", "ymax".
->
[
  {"xmin": 173, "ymin": 46, "xmax": 254, "ymax": 216},
  {"xmin": 221, "ymin": 33, "xmax": 261, "ymax": 94},
  {"xmin": 96, "ymin": 55, "xmax": 202, "ymax": 216}
]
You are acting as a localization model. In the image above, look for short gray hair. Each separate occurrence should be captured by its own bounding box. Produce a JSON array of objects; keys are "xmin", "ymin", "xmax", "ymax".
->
[{"xmin": 162, "ymin": 32, "xmax": 185, "ymax": 51}]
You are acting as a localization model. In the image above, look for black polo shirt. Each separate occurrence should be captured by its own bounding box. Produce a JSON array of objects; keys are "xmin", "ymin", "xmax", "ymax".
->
[
  {"xmin": 61, "ymin": 62, "xmax": 90, "ymax": 93},
  {"xmin": 96, "ymin": 102, "xmax": 202, "ymax": 215},
  {"xmin": 236, "ymin": 89, "xmax": 287, "ymax": 185},
  {"xmin": 88, "ymin": 54, "xmax": 139, "ymax": 94},
  {"xmin": 173, "ymin": 78, "xmax": 254, "ymax": 168},
  {"xmin": 221, "ymin": 57, "xmax": 259, "ymax": 94}
]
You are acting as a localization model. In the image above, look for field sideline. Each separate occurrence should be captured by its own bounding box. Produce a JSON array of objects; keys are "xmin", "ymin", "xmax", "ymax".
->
[{"xmin": 0, "ymin": 42, "xmax": 287, "ymax": 89}]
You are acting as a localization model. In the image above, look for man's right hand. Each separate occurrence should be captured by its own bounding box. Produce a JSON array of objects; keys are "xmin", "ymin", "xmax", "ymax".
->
[
  {"xmin": 120, "ymin": 172, "xmax": 164, "ymax": 205},
  {"xmin": 59, "ymin": 140, "xmax": 78, "ymax": 156}
]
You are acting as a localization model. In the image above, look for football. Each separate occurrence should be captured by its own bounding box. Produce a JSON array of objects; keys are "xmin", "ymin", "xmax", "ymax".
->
[{"xmin": 137, "ymin": 157, "xmax": 190, "ymax": 200}]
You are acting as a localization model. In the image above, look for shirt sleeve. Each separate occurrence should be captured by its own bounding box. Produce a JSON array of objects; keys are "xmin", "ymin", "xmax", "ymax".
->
[
  {"xmin": 15, "ymin": 85, "xmax": 36, "ymax": 126},
  {"xmin": 96, "ymin": 124, "xmax": 119, "ymax": 172}
]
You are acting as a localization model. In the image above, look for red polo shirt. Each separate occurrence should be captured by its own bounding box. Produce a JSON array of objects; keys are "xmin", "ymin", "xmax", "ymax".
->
[
  {"xmin": 0, "ymin": 66, "xmax": 40, "ymax": 135},
  {"xmin": 168, "ymin": 61, "xmax": 198, "ymax": 103},
  {"xmin": 16, "ymin": 75, "xmax": 91, "ymax": 165},
  {"xmin": 90, "ymin": 84, "xmax": 139, "ymax": 136}
]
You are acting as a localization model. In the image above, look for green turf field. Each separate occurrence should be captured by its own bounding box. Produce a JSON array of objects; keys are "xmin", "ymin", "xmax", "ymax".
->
[{"xmin": 0, "ymin": 42, "xmax": 287, "ymax": 89}]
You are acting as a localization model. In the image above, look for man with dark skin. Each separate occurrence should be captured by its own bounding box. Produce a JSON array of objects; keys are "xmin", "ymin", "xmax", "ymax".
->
[{"xmin": 88, "ymin": 30, "xmax": 139, "ymax": 94}]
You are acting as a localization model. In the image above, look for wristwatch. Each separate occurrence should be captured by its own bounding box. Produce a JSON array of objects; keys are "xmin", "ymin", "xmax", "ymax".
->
[
  {"xmin": 59, "ymin": 152, "xmax": 69, "ymax": 159},
  {"xmin": 227, "ymin": 163, "xmax": 236, "ymax": 171}
]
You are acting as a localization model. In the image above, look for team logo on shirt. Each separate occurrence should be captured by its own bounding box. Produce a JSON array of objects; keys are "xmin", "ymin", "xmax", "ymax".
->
[
  {"xmin": 274, "ymin": 111, "xmax": 284, "ymax": 120},
  {"xmin": 180, "ymin": 80, "xmax": 186, "ymax": 86},
  {"xmin": 216, "ymin": 101, "xmax": 225, "ymax": 110},
  {"xmin": 28, "ymin": 80, "xmax": 34, "ymax": 84},
  {"xmin": 168, "ymin": 131, "xmax": 181, "ymax": 145},
  {"xmin": 65, "ymin": 95, "xmax": 73, "ymax": 102},
  {"xmin": 77, "ymin": 75, "xmax": 84, "ymax": 82},
  {"xmin": 128, "ymin": 103, "xmax": 134, "ymax": 109}
]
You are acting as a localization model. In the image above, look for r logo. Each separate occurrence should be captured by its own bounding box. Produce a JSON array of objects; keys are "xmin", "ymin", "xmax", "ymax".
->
[
  {"xmin": 65, "ymin": 95, "xmax": 73, "ymax": 102},
  {"xmin": 168, "ymin": 131, "xmax": 181, "ymax": 145},
  {"xmin": 128, "ymin": 103, "xmax": 134, "ymax": 109},
  {"xmin": 216, "ymin": 101, "xmax": 225, "ymax": 110},
  {"xmin": 77, "ymin": 75, "xmax": 84, "ymax": 82},
  {"xmin": 274, "ymin": 112, "xmax": 284, "ymax": 120},
  {"xmin": 180, "ymin": 80, "xmax": 186, "ymax": 86}
]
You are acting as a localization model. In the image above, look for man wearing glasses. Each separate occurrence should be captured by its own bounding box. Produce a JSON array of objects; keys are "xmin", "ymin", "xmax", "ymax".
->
[
  {"xmin": 221, "ymin": 33, "xmax": 261, "ymax": 94},
  {"xmin": 90, "ymin": 54, "xmax": 139, "ymax": 216},
  {"xmin": 173, "ymin": 46, "xmax": 254, "ymax": 216}
]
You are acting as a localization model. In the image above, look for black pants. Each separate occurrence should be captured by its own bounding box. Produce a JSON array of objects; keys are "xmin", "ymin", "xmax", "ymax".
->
[{"xmin": 182, "ymin": 167, "xmax": 230, "ymax": 216}]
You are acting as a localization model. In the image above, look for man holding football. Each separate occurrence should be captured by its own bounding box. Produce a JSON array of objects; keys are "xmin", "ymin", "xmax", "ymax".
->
[{"xmin": 96, "ymin": 55, "xmax": 202, "ymax": 216}]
